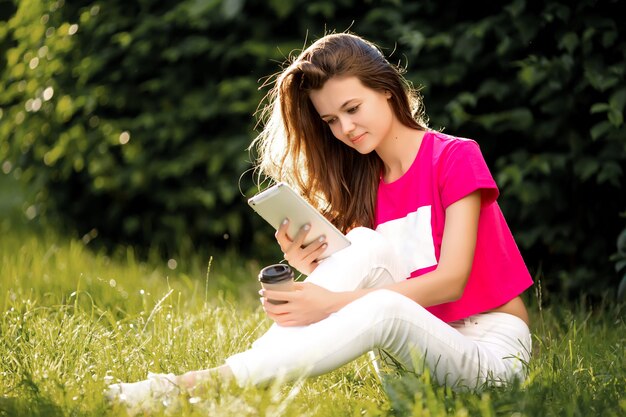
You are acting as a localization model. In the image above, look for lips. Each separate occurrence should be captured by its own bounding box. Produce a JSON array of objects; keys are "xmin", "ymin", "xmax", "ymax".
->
[{"xmin": 350, "ymin": 133, "xmax": 366, "ymax": 144}]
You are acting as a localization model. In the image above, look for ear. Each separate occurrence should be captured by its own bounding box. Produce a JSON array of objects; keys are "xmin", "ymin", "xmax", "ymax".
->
[{"xmin": 384, "ymin": 90, "xmax": 392, "ymax": 99}]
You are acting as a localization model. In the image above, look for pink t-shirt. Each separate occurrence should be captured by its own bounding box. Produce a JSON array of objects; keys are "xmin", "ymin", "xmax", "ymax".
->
[{"xmin": 375, "ymin": 131, "xmax": 533, "ymax": 322}]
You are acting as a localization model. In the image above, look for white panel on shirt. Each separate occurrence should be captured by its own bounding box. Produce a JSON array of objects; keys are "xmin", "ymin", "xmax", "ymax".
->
[{"xmin": 375, "ymin": 205, "xmax": 438, "ymax": 273}]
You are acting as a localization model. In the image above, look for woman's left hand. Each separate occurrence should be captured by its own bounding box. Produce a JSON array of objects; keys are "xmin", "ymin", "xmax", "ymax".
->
[{"xmin": 261, "ymin": 282, "xmax": 339, "ymax": 327}]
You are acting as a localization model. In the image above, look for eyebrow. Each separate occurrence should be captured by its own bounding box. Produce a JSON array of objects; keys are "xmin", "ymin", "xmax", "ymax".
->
[{"xmin": 319, "ymin": 99, "xmax": 359, "ymax": 119}]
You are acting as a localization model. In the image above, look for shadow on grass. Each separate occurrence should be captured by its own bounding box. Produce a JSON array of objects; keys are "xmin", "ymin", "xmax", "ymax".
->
[{"xmin": 0, "ymin": 396, "xmax": 64, "ymax": 417}]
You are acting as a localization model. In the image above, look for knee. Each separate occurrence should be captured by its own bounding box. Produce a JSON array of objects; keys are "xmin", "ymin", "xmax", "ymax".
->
[
  {"xmin": 346, "ymin": 227, "xmax": 381, "ymax": 243},
  {"xmin": 344, "ymin": 228, "xmax": 406, "ymax": 274},
  {"xmin": 345, "ymin": 227, "xmax": 396, "ymax": 259}
]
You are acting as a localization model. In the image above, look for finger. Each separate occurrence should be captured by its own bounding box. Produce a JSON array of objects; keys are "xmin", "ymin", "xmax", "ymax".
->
[
  {"xmin": 267, "ymin": 312, "xmax": 290, "ymax": 324},
  {"xmin": 263, "ymin": 289, "xmax": 297, "ymax": 304},
  {"xmin": 291, "ymin": 223, "xmax": 312, "ymax": 247},
  {"xmin": 282, "ymin": 224, "xmax": 313, "ymax": 262},
  {"xmin": 302, "ymin": 238, "xmax": 328, "ymax": 264},
  {"xmin": 277, "ymin": 318, "xmax": 305, "ymax": 327},
  {"xmin": 263, "ymin": 302, "xmax": 287, "ymax": 317},
  {"xmin": 287, "ymin": 234, "xmax": 324, "ymax": 265},
  {"xmin": 301, "ymin": 234, "xmax": 325, "ymax": 251},
  {"xmin": 275, "ymin": 219, "xmax": 292, "ymax": 251}
]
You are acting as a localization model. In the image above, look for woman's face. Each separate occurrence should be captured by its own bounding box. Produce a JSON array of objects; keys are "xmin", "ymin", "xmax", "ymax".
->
[{"xmin": 309, "ymin": 76, "xmax": 396, "ymax": 154}]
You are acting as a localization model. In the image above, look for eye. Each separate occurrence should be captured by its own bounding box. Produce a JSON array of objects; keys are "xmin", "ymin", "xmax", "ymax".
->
[
  {"xmin": 347, "ymin": 105, "xmax": 360, "ymax": 114},
  {"xmin": 325, "ymin": 117, "xmax": 337, "ymax": 125}
]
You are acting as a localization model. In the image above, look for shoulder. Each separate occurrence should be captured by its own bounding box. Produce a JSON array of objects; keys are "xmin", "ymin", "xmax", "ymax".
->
[
  {"xmin": 427, "ymin": 131, "xmax": 484, "ymax": 165},
  {"xmin": 429, "ymin": 131, "xmax": 498, "ymax": 208},
  {"xmin": 430, "ymin": 130, "xmax": 479, "ymax": 151}
]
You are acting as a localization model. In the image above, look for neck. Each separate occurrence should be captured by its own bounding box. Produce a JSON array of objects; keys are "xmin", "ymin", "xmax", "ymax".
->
[{"xmin": 376, "ymin": 126, "xmax": 426, "ymax": 183}]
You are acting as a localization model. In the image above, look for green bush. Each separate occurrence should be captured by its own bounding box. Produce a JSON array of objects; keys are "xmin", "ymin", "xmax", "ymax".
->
[
  {"xmin": 1, "ymin": 0, "xmax": 624, "ymax": 299},
  {"xmin": 0, "ymin": 0, "xmax": 300, "ymax": 258}
]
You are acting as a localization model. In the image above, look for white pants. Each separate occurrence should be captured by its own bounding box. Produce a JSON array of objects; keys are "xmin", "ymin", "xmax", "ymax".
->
[{"xmin": 225, "ymin": 227, "xmax": 531, "ymax": 389}]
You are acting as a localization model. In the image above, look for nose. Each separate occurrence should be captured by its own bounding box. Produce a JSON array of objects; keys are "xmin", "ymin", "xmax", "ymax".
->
[{"xmin": 339, "ymin": 117, "xmax": 355, "ymax": 136}]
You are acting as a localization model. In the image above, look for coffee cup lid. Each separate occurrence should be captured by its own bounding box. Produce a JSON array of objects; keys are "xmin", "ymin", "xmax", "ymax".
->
[{"xmin": 258, "ymin": 264, "xmax": 293, "ymax": 283}]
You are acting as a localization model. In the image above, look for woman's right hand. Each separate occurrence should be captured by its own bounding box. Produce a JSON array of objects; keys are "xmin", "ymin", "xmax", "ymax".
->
[{"xmin": 275, "ymin": 219, "xmax": 328, "ymax": 275}]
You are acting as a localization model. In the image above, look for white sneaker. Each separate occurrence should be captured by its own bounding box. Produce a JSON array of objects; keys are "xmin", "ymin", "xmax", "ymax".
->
[{"xmin": 105, "ymin": 372, "xmax": 180, "ymax": 414}]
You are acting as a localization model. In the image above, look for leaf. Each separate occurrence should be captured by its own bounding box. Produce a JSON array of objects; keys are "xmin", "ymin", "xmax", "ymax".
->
[
  {"xmin": 618, "ymin": 275, "xmax": 626, "ymax": 301},
  {"xmin": 574, "ymin": 158, "xmax": 599, "ymax": 181},
  {"xmin": 597, "ymin": 161, "xmax": 623, "ymax": 186},
  {"xmin": 221, "ymin": 0, "xmax": 245, "ymax": 19},
  {"xmin": 269, "ymin": 0, "xmax": 296, "ymax": 19},
  {"xmin": 584, "ymin": 65, "xmax": 619, "ymax": 92},
  {"xmin": 504, "ymin": 0, "xmax": 525, "ymax": 17},
  {"xmin": 590, "ymin": 120, "xmax": 612, "ymax": 140},
  {"xmin": 399, "ymin": 30, "xmax": 426, "ymax": 55},
  {"xmin": 608, "ymin": 108, "xmax": 623, "ymax": 127},
  {"xmin": 609, "ymin": 88, "xmax": 626, "ymax": 112},
  {"xmin": 558, "ymin": 32, "xmax": 578, "ymax": 53},
  {"xmin": 55, "ymin": 95, "xmax": 75, "ymax": 122},
  {"xmin": 185, "ymin": 0, "xmax": 220, "ymax": 18},
  {"xmin": 590, "ymin": 103, "xmax": 609, "ymax": 114},
  {"xmin": 618, "ymin": 228, "xmax": 626, "ymax": 252},
  {"xmin": 474, "ymin": 108, "xmax": 533, "ymax": 132},
  {"xmin": 111, "ymin": 32, "xmax": 132, "ymax": 48}
]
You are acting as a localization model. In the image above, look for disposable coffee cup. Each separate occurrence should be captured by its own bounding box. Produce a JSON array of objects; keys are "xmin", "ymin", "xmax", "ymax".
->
[{"xmin": 259, "ymin": 264, "xmax": 295, "ymax": 305}]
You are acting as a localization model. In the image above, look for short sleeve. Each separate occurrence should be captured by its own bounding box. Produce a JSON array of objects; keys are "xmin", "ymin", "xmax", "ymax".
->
[{"xmin": 439, "ymin": 139, "xmax": 499, "ymax": 208}]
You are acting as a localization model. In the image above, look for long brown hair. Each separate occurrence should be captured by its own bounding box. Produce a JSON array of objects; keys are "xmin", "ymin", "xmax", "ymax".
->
[{"xmin": 250, "ymin": 32, "xmax": 428, "ymax": 232}]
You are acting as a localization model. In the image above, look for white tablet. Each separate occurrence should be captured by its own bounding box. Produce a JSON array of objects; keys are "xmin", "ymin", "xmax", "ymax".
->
[{"xmin": 248, "ymin": 182, "xmax": 351, "ymax": 259}]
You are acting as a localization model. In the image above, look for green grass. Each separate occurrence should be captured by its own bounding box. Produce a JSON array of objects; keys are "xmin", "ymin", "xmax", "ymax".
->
[{"xmin": 1, "ymin": 173, "xmax": 625, "ymax": 416}]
